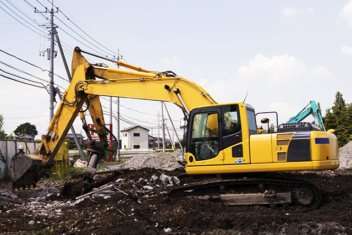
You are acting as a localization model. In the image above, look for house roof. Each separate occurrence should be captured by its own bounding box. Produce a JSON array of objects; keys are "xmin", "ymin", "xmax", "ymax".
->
[
  {"xmin": 66, "ymin": 133, "xmax": 85, "ymax": 139},
  {"xmin": 15, "ymin": 133, "xmax": 34, "ymax": 139},
  {"xmin": 121, "ymin": 126, "xmax": 149, "ymax": 132}
]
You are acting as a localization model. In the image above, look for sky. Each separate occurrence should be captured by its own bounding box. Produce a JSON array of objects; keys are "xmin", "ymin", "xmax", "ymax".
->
[{"xmin": 1, "ymin": 0, "xmax": 352, "ymax": 140}]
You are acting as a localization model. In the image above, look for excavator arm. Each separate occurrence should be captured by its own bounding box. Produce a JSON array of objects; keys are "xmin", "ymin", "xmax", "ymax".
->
[
  {"xmin": 287, "ymin": 101, "xmax": 326, "ymax": 131},
  {"xmin": 11, "ymin": 47, "xmax": 217, "ymax": 190}
]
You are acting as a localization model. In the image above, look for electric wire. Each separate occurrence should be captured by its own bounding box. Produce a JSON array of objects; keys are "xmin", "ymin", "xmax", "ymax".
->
[
  {"xmin": 46, "ymin": 0, "xmax": 119, "ymax": 56},
  {"xmin": 23, "ymin": 0, "xmax": 48, "ymax": 20},
  {"xmin": 5, "ymin": 37, "xmax": 40, "ymax": 51},
  {"xmin": 0, "ymin": 73, "xmax": 45, "ymax": 89},
  {"xmin": 0, "ymin": 60, "xmax": 67, "ymax": 91},
  {"xmin": 0, "ymin": 1, "xmax": 47, "ymax": 38},
  {"xmin": 57, "ymin": 26, "xmax": 109, "ymax": 58},
  {"xmin": 0, "ymin": 49, "xmax": 69, "ymax": 82},
  {"xmin": 6, "ymin": 0, "xmax": 40, "ymax": 26},
  {"xmin": 0, "ymin": 68, "xmax": 46, "ymax": 86},
  {"xmin": 54, "ymin": 15, "xmax": 115, "ymax": 57},
  {"xmin": 0, "ymin": 5, "xmax": 43, "ymax": 36}
]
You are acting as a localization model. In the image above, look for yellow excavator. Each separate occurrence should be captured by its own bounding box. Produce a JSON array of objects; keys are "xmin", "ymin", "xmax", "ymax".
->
[{"xmin": 11, "ymin": 47, "xmax": 339, "ymax": 209}]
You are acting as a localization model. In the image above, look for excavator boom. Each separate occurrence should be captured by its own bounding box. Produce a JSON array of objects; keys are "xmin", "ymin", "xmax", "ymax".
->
[{"xmin": 11, "ymin": 47, "xmax": 218, "ymax": 190}]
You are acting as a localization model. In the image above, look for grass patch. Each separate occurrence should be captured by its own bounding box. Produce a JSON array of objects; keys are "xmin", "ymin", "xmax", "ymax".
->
[{"xmin": 33, "ymin": 227, "xmax": 56, "ymax": 234}]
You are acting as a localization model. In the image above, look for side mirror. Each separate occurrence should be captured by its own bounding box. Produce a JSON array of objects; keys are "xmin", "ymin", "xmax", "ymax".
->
[{"xmin": 261, "ymin": 118, "xmax": 269, "ymax": 124}]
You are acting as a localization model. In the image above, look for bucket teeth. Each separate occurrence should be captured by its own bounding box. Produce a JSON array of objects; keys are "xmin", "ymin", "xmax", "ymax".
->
[{"xmin": 12, "ymin": 165, "xmax": 43, "ymax": 190}]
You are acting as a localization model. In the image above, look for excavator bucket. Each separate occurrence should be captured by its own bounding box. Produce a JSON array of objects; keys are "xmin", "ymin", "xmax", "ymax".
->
[{"xmin": 11, "ymin": 153, "xmax": 49, "ymax": 190}]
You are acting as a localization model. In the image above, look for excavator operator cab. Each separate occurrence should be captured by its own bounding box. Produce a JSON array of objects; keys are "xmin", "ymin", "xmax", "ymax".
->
[{"xmin": 186, "ymin": 102, "xmax": 255, "ymax": 163}]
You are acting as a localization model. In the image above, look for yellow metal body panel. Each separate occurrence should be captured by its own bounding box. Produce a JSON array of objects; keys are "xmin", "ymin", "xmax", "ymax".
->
[
  {"xmin": 311, "ymin": 132, "xmax": 338, "ymax": 161},
  {"xmin": 250, "ymin": 134, "xmax": 272, "ymax": 163},
  {"xmin": 186, "ymin": 160, "xmax": 339, "ymax": 175},
  {"xmin": 51, "ymin": 139, "xmax": 69, "ymax": 176},
  {"xmin": 271, "ymin": 133, "xmax": 292, "ymax": 162}
]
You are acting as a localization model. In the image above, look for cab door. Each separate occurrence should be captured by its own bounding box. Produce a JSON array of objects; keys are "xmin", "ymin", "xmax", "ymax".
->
[
  {"xmin": 221, "ymin": 104, "xmax": 250, "ymax": 165},
  {"xmin": 187, "ymin": 106, "xmax": 223, "ymax": 166}
]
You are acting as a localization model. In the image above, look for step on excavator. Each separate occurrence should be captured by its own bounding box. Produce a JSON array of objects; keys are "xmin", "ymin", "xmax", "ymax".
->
[{"xmin": 11, "ymin": 47, "xmax": 339, "ymax": 210}]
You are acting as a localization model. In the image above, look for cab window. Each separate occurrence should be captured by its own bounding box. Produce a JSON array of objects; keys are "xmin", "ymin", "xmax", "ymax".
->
[
  {"xmin": 190, "ymin": 113, "xmax": 219, "ymax": 161},
  {"xmin": 247, "ymin": 109, "xmax": 257, "ymax": 132},
  {"xmin": 222, "ymin": 105, "xmax": 241, "ymax": 136}
]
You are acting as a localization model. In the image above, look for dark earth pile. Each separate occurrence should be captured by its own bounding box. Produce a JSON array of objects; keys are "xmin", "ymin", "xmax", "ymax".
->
[{"xmin": 1, "ymin": 168, "xmax": 352, "ymax": 234}]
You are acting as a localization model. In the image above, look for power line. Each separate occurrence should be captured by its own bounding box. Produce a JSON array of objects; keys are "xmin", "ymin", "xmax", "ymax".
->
[
  {"xmin": 0, "ymin": 1, "xmax": 47, "ymax": 38},
  {"xmin": 0, "ymin": 60, "xmax": 66, "ymax": 91},
  {"xmin": 0, "ymin": 68, "xmax": 46, "ymax": 87},
  {"xmin": 0, "ymin": 5, "xmax": 43, "ymax": 36},
  {"xmin": 46, "ymin": 0, "xmax": 119, "ymax": 55},
  {"xmin": 6, "ymin": 0, "xmax": 40, "ymax": 26},
  {"xmin": 0, "ymin": 49, "xmax": 69, "ymax": 82},
  {"xmin": 57, "ymin": 26, "xmax": 110, "ymax": 58},
  {"xmin": 5, "ymin": 37, "xmax": 40, "ymax": 51},
  {"xmin": 23, "ymin": 0, "xmax": 48, "ymax": 20},
  {"xmin": 54, "ymin": 15, "xmax": 115, "ymax": 57},
  {"xmin": 0, "ymin": 73, "xmax": 45, "ymax": 89}
]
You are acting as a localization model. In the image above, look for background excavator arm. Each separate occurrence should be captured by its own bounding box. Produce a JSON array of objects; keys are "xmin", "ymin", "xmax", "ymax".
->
[{"xmin": 287, "ymin": 101, "xmax": 326, "ymax": 131}]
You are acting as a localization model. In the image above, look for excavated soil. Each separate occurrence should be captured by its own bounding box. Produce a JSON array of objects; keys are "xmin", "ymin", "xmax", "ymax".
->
[{"xmin": 1, "ymin": 167, "xmax": 352, "ymax": 235}]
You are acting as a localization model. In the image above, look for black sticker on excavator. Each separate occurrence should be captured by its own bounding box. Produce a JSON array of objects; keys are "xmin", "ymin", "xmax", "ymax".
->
[
  {"xmin": 232, "ymin": 144, "xmax": 243, "ymax": 158},
  {"xmin": 287, "ymin": 139, "xmax": 311, "ymax": 162}
]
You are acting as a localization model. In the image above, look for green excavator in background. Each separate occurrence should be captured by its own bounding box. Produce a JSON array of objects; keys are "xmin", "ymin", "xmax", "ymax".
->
[{"xmin": 287, "ymin": 101, "xmax": 325, "ymax": 131}]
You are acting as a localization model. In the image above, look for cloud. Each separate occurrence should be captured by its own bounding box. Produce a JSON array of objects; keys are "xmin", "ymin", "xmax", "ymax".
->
[
  {"xmin": 282, "ymin": 7, "xmax": 315, "ymax": 17},
  {"xmin": 339, "ymin": 0, "xmax": 352, "ymax": 26},
  {"xmin": 341, "ymin": 45, "xmax": 352, "ymax": 55},
  {"xmin": 269, "ymin": 102, "xmax": 298, "ymax": 122},
  {"xmin": 198, "ymin": 54, "xmax": 332, "ymax": 121},
  {"xmin": 236, "ymin": 54, "xmax": 331, "ymax": 84},
  {"xmin": 161, "ymin": 57, "xmax": 179, "ymax": 66}
]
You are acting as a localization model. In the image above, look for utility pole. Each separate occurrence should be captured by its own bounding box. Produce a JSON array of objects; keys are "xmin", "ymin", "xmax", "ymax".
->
[
  {"xmin": 157, "ymin": 111, "xmax": 160, "ymax": 149},
  {"xmin": 116, "ymin": 53, "xmax": 121, "ymax": 161},
  {"xmin": 117, "ymin": 97, "xmax": 120, "ymax": 161},
  {"xmin": 165, "ymin": 124, "xmax": 174, "ymax": 150},
  {"xmin": 164, "ymin": 102, "xmax": 183, "ymax": 150},
  {"xmin": 35, "ymin": 3, "xmax": 58, "ymax": 123},
  {"xmin": 161, "ymin": 102, "xmax": 166, "ymax": 153}
]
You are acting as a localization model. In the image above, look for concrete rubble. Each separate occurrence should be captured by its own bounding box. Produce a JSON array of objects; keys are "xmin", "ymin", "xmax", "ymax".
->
[
  {"xmin": 338, "ymin": 140, "xmax": 352, "ymax": 169},
  {"xmin": 112, "ymin": 150, "xmax": 185, "ymax": 171}
]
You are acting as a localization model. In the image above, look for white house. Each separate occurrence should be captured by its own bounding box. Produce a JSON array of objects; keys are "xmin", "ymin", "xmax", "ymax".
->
[{"xmin": 121, "ymin": 126, "xmax": 149, "ymax": 150}]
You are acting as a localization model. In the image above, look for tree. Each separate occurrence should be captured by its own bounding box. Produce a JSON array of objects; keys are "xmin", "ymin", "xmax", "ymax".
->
[
  {"xmin": 323, "ymin": 92, "xmax": 352, "ymax": 147},
  {"xmin": 0, "ymin": 114, "xmax": 6, "ymax": 139},
  {"xmin": 14, "ymin": 122, "xmax": 38, "ymax": 138}
]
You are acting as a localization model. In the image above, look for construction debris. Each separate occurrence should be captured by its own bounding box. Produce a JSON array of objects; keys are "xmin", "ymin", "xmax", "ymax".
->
[
  {"xmin": 338, "ymin": 141, "xmax": 352, "ymax": 169},
  {"xmin": 73, "ymin": 159, "xmax": 88, "ymax": 168},
  {"xmin": 113, "ymin": 151, "xmax": 184, "ymax": 171}
]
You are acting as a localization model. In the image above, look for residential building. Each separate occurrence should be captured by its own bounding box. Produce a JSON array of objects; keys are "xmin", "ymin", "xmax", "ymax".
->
[
  {"xmin": 121, "ymin": 126, "xmax": 149, "ymax": 149},
  {"xmin": 15, "ymin": 133, "xmax": 35, "ymax": 142},
  {"xmin": 66, "ymin": 133, "xmax": 85, "ymax": 145}
]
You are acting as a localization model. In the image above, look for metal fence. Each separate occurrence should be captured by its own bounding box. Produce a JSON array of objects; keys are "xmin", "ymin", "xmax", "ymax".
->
[{"xmin": 0, "ymin": 140, "xmax": 37, "ymax": 180}]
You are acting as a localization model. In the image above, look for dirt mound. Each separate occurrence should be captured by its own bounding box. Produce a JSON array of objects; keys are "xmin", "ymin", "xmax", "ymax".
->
[
  {"xmin": 339, "ymin": 141, "xmax": 352, "ymax": 169},
  {"xmin": 116, "ymin": 151, "xmax": 184, "ymax": 171}
]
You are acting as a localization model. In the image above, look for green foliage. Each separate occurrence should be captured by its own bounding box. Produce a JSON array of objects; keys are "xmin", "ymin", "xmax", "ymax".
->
[
  {"xmin": 0, "ymin": 114, "xmax": 6, "ymax": 139},
  {"xmin": 323, "ymin": 92, "xmax": 352, "ymax": 147},
  {"xmin": 7, "ymin": 132, "xmax": 14, "ymax": 140},
  {"xmin": 14, "ymin": 122, "xmax": 38, "ymax": 138},
  {"xmin": 269, "ymin": 123, "xmax": 275, "ymax": 133}
]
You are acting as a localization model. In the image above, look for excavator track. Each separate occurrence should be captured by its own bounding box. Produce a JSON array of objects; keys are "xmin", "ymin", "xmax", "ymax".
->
[{"xmin": 168, "ymin": 176, "xmax": 321, "ymax": 211}]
